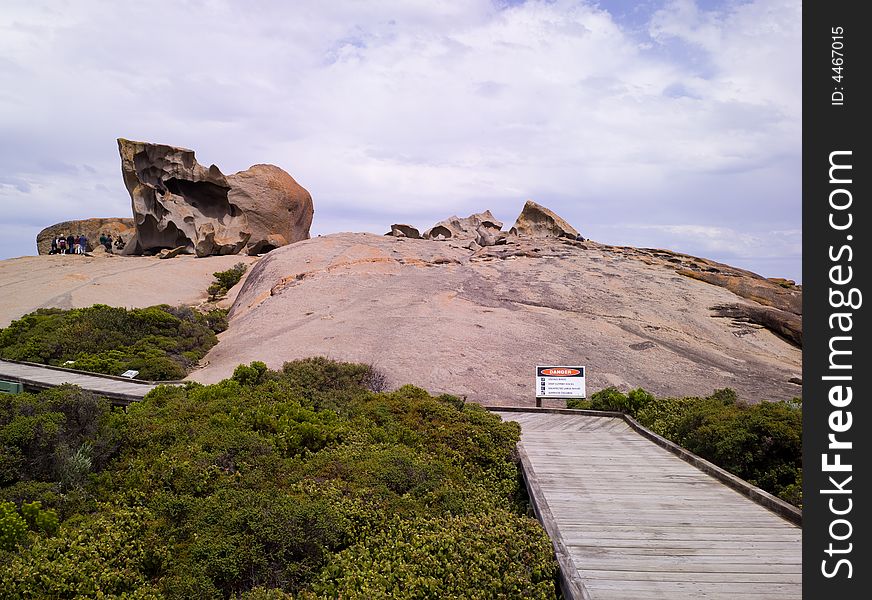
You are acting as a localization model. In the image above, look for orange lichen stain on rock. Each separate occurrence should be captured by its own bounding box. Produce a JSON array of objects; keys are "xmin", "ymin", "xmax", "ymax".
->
[
  {"xmin": 397, "ymin": 258, "xmax": 430, "ymax": 268},
  {"xmin": 326, "ymin": 257, "xmax": 397, "ymax": 273}
]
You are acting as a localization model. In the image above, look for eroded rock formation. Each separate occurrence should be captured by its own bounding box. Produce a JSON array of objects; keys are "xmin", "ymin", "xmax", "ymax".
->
[
  {"xmin": 510, "ymin": 200, "xmax": 579, "ymax": 239},
  {"xmin": 36, "ymin": 218, "xmax": 135, "ymax": 255},
  {"xmin": 422, "ymin": 210, "xmax": 504, "ymax": 242},
  {"xmin": 386, "ymin": 224, "xmax": 421, "ymax": 239},
  {"xmin": 394, "ymin": 203, "xmax": 581, "ymax": 249},
  {"xmin": 117, "ymin": 139, "xmax": 313, "ymax": 257}
]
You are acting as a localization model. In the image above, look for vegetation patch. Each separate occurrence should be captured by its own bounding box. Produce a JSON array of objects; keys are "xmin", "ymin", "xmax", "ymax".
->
[
  {"xmin": 208, "ymin": 263, "xmax": 248, "ymax": 301},
  {"xmin": 0, "ymin": 305, "xmax": 228, "ymax": 380},
  {"xmin": 568, "ymin": 387, "xmax": 802, "ymax": 506},
  {"xmin": 0, "ymin": 358, "xmax": 557, "ymax": 598}
]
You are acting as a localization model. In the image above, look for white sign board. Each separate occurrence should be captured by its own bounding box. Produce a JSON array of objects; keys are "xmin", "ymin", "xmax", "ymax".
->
[
  {"xmin": 536, "ymin": 365, "xmax": 586, "ymax": 398},
  {"xmin": 120, "ymin": 370, "xmax": 140, "ymax": 379}
]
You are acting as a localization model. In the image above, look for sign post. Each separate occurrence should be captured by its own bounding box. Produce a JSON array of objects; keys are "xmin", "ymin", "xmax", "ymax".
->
[{"xmin": 536, "ymin": 366, "xmax": 586, "ymax": 407}]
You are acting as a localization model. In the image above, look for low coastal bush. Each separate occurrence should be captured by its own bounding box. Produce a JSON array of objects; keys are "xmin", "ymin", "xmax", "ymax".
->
[
  {"xmin": 568, "ymin": 387, "xmax": 802, "ymax": 506},
  {"xmin": 208, "ymin": 262, "xmax": 247, "ymax": 300},
  {"xmin": 0, "ymin": 305, "xmax": 228, "ymax": 380},
  {"xmin": 0, "ymin": 359, "xmax": 557, "ymax": 598}
]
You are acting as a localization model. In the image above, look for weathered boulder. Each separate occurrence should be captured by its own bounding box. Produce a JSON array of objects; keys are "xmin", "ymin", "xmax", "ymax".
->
[
  {"xmin": 36, "ymin": 218, "xmax": 135, "ymax": 255},
  {"xmin": 226, "ymin": 164, "xmax": 314, "ymax": 254},
  {"xmin": 385, "ymin": 224, "xmax": 421, "ymax": 239},
  {"xmin": 475, "ymin": 227, "xmax": 497, "ymax": 247},
  {"xmin": 423, "ymin": 210, "xmax": 503, "ymax": 241},
  {"xmin": 158, "ymin": 246, "xmax": 188, "ymax": 260},
  {"xmin": 676, "ymin": 269, "xmax": 802, "ymax": 316},
  {"xmin": 117, "ymin": 139, "xmax": 313, "ymax": 257},
  {"xmin": 510, "ymin": 200, "xmax": 579, "ymax": 239},
  {"xmin": 710, "ymin": 303, "xmax": 802, "ymax": 347},
  {"xmin": 475, "ymin": 226, "xmax": 512, "ymax": 247}
]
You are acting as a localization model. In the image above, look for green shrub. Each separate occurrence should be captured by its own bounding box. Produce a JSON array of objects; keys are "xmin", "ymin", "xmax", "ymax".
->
[
  {"xmin": 232, "ymin": 361, "xmax": 268, "ymax": 386},
  {"xmin": 0, "ymin": 505, "xmax": 163, "ymax": 598},
  {"xmin": 0, "ymin": 500, "xmax": 27, "ymax": 550},
  {"xmin": 635, "ymin": 395, "xmax": 696, "ymax": 440},
  {"xmin": 0, "ymin": 386, "xmax": 125, "ymax": 524},
  {"xmin": 208, "ymin": 263, "xmax": 248, "ymax": 300},
  {"xmin": 204, "ymin": 308, "xmax": 230, "ymax": 333},
  {"xmin": 670, "ymin": 397, "xmax": 801, "ymax": 502},
  {"xmin": 0, "ymin": 305, "xmax": 226, "ymax": 380},
  {"xmin": 587, "ymin": 386, "xmax": 629, "ymax": 412},
  {"xmin": 0, "ymin": 481, "xmax": 60, "ymax": 510},
  {"xmin": 627, "ymin": 387, "xmax": 656, "ymax": 412},
  {"xmin": 1, "ymin": 360, "xmax": 555, "ymax": 597},
  {"xmin": 436, "ymin": 393, "xmax": 464, "ymax": 411},
  {"xmin": 308, "ymin": 511, "xmax": 556, "ymax": 599},
  {"xmin": 565, "ymin": 398, "xmax": 591, "ymax": 409}
]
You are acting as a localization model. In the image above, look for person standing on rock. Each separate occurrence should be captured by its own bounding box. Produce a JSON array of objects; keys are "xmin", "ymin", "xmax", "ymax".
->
[
  {"xmin": 50, "ymin": 237, "xmax": 58, "ymax": 255},
  {"xmin": 58, "ymin": 235, "xmax": 67, "ymax": 254},
  {"xmin": 79, "ymin": 234, "xmax": 88, "ymax": 254},
  {"xmin": 66, "ymin": 234, "xmax": 76, "ymax": 256}
]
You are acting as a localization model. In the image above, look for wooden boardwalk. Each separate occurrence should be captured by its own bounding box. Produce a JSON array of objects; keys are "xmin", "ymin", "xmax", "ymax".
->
[
  {"xmin": 0, "ymin": 359, "xmax": 160, "ymax": 404},
  {"xmin": 495, "ymin": 411, "xmax": 801, "ymax": 600}
]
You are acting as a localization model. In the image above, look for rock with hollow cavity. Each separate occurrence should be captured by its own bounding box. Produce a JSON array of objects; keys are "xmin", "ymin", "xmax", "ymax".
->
[
  {"xmin": 386, "ymin": 224, "xmax": 421, "ymax": 239},
  {"xmin": 510, "ymin": 200, "xmax": 579, "ymax": 239},
  {"xmin": 423, "ymin": 211, "xmax": 503, "ymax": 241},
  {"xmin": 117, "ymin": 139, "xmax": 313, "ymax": 257}
]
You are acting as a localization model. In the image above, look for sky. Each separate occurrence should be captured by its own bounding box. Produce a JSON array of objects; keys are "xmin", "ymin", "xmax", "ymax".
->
[{"xmin": 0, "ymin": 0, "xmax": 801, "ymax": 281}]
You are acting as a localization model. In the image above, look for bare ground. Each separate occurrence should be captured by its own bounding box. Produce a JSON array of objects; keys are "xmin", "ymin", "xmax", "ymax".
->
[{"xmin": 0, "ymin": 252, "xmax": 259, "ymax": 328}]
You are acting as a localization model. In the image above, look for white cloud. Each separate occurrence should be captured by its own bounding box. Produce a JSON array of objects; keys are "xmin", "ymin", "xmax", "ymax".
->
[{"xmin": 0, "ymin": 0, "xmax": 800, "ymax": 280}]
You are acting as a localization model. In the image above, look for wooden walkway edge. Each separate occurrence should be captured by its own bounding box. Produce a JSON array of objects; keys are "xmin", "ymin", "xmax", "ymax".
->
[
  {"xmin": 0, "ymin": 359, "xmax": 166, "ymax": 404},
  {"xmin": 491, "ymin": 408, "xmax": 802, "ymax": 600},
  {"xmin": 515, "ymin": 438, "xmax": 592, "ymax": 599}
]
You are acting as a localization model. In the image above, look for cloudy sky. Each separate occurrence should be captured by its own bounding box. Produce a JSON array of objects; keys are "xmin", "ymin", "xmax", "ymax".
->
[{"xmin": 0, "ymin": 0, "xmax": 801, "ymax": 281}]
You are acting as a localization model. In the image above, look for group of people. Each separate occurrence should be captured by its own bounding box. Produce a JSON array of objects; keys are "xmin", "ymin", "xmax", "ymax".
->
[
  {"xmin": 49, "ymin": 233, "xmax": 88, "ymax": 254},
  {"xmin": 49, "ymin": 232, "xmax": 125, "ymax": 255},
  {"xmin": 100, "ymin": 232, "xmax": 126, "ymax": 252}
]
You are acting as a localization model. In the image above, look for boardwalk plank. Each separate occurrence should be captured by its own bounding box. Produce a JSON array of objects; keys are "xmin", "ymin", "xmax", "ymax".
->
[{"xmin": 494, "ymin": 411, "xmax": 801, "ymax": 600}]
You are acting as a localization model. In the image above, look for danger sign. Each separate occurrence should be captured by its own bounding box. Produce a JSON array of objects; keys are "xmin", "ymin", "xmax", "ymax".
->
[{"xmin": 536, "ymin": 365, "xmax": 586, "ymax": 399}]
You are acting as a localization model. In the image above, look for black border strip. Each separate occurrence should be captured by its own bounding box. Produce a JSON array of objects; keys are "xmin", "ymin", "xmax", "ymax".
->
[{"xmin": 804, "ymin": 2, "xmax": 869, "ymax": 596}]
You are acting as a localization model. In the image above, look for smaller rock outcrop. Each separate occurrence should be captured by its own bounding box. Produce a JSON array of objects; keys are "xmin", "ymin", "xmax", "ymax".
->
[
  {"xmin": 510, "ymin": 200, "xmax": 579, "ymax": 239},
  {"xmin": 385, "ymin": 224, "xmax": 421, "ymax": 239},
  {"xmin": 389, "ymin": 203, "xmax": 578, "ymax": 249},
  {"xmin": 711, "ymin": 303, "xmax": 802, "ymax": 347},
  {"xmin": 37, "ymin": 218, "xmax": 135, "ymax": 255},
  {"xmin": 158, "ymin": 246, "xmax": 188, "ymax": 260},
  {"xmin": 423, "ymin": 211, "xmax": 503, "ymax": 242}
]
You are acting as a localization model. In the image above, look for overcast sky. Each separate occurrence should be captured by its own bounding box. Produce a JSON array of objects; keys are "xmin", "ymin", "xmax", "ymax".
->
[{"xmin": 0, "ymin": 0, "xmax": 801, "ymax": 281}]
